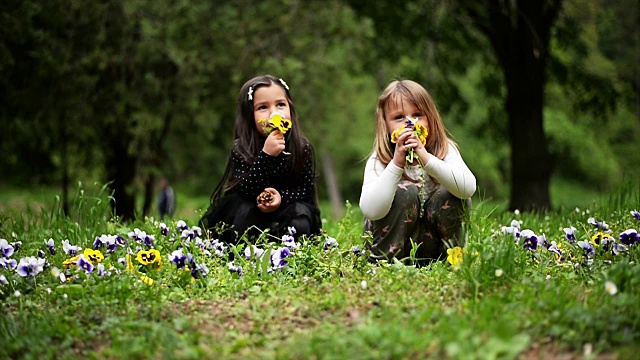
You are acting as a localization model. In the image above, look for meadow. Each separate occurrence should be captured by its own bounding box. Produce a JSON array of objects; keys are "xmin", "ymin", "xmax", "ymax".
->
[{"xmin": 1, "ymin": 182, "xmax": 639, "ymax": 359}]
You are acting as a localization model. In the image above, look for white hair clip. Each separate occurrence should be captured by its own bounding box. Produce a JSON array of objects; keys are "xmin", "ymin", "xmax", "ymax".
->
[
  {"xmin": 279, "ymin": 78, "xmax": 289, "ymax": 90},
  {"xmin": 248, "ymin": 86, "xmax": 253, "ymax": 101}
]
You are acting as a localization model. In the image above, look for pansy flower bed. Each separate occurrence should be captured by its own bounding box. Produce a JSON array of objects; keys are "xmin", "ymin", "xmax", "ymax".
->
[
  {"xmin": 0, "ymin": 214, "xmax": 358, "ymax": 301},
  {"xmin": 1, "ymin": 180, "xmax": 640, "ymax": 359}
]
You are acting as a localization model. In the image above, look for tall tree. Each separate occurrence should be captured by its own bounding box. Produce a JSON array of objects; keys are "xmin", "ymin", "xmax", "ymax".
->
[
  {"xmin": 350, "ymin": 0, "xmax": 562, "ymax": 211},
  {"xmin": 459, "ymin": 1, "xmax": 563, "ymax": 211}
]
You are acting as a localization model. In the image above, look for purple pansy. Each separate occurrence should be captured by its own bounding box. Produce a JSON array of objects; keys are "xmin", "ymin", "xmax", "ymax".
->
[
  {"xmin": 160, "ymin": 222, "xmax": 169, "ymax": 236},
  {"xmin": 97, "ymin": 263, "xmax": 106, "ymax": 277},
  {"xmin": 547, "ymin": 241, "xmax": 562, "ymax": 257},
  {"xmin": 210, "ymin": 239, "xmax": 226, "ymax": 256},
  {"xmin": 77, "ymin": 255, "xmax": 94, "ymax": 274},
  {"xmin": 177, "ymin": 220, "xmax": 189, "ymax": 232},
  {"xmin": 612, "ymin": 243, "xmax": 628, "ymax": 255},
  {"xmin": 227, "ymin": 261, "xmax": 244, "ymax": 277},
  {"xmin": 181, "ymin": 229, "xmax": 195, "ymax": 241},
  {"xmin": 619, "ymin": 229, "xmax": 639, "ymax": 246},
  {"xmin": 168, "ymin": 249, "xmax": 187, "ymax": 269},
  {"xmin": 520, "ymin": 229, "xmax": 538, "ymax": 251},
  {"xmin": 191, "ymin": 263, "xmax": 209, "ymax": 279},
  {"xmin": 282, "ymin": 235, "xmax": 299, "ymax": 250},
  {"xmin": 115, "ymin": 235, "xmax": 128, "ymax": 247},
  {"xmin": 563, "ymin": 227, "xmax": 577, "ymax": 243},
  {"xmin": 587, "ymin": 217, "xmax": 610, "ymax": 232},
  {"xmin": 16, "ymin": 256, "xmax": 46, "ymax": 277},
  {"xmin": 128, "ymin": 228, "xmax": 145, "ymax": 242},
  {"xmin": 577, "ymin": 240, "xmax": 595, "ymax": 258},
  {"xmin": 0, "ymin": 238, "xmax": 15, "ymax": 258},
  {"xmin": 501, "ymin": 220, "xmax": 521, "ymax": 240},
  {"xmin": 192, "ymin": 226, "xmax": 202, "ymax": 238},
  {"xmin": 323, "ymin": 236, "xmax": 339, "ymax": 251},
  {"xmin": 270, "ymin": 247, "xmax": 291, "ymax": 270},
  {"xmin": 143, "ymin": 234, "xmax": 154, "ymax": 247},
  {"xmin": 0, "ymin": 257, "xmax": 17, "ymax": 270},
  {"xmin": 245, "ymin": 245, "xmax": 265, "ymax": 260},
  {"xmin": 45, "ymin": 238, "xmax": 56, "ymax": 255},
  {"xmin": 351, "ymin": 246, "xmax": 363, "ymax": 256},
  {"xmin": 600, "ymin": 236, "xmax": 615, "ymax": 251},
  {"xmin": 538, "ymin": 233, "xmax": 549, "ymax": 248},
  {"xmin": 631, "ymin": 210, "xmax": 640, "ymax": 221},
  {"xmin": 93, "ymin": 235, "xmax": 105, "ymax": 249},
  {"xmin": 62, "ymin": 239, "xmax": 81, "ymax": 255},
  {"xmin": 103, "ymin": 235, "xmax": 118, "ymax": 253}
]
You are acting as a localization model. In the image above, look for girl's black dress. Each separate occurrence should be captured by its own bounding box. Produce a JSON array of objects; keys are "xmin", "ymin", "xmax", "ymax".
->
[{"xmin": 200, "ymin": 139, "xmax": 321, "ymax": 243}]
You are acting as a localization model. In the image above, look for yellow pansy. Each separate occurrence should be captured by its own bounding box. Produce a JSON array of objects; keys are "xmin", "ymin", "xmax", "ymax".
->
[
  {"xmin": 259, "ymin": 112, "xmax": 292, "ymax": 135},
  {"xmin": 136, "ymin": 249, "xmax": 162, "ymax": 270},
  {"xmin": 391, "ymin": 126, "xmax": 405, "ymax": 143},
  {"xmin": 63, "ymin": 255, "xmax": 80, "ymax": 269},
  {"xmin": 590, "ymin": 232, "xmax": 611, "ymax": 247},
  {"xmin": 140, "ymin": 275, "xmax": 154, "ymax": 286},
  {"xmin": 83, "ymin": 249, "xmax": 104, "ymax": 264},
  {"xmin": 125, "ymin": 254, "xmax": 135, "ymax": 272},
  {"xmin": 414, "ymin": 123, "xmax": 428, "ymax": 145},
  {"xmin": 447, "ymin": 246, "xmax": 464, "ymax": 267}
]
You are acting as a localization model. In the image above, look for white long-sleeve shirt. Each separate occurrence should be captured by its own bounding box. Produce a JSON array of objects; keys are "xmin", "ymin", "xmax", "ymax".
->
[{"xmin": 359, "ymin": 142, "xmax": 476, "ymax": 221}]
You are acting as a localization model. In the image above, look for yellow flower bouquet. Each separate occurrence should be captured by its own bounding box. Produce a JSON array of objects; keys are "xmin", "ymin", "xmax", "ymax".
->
[
  {"xmin": 390, "ymin": 117, "xmax": 428, "ymax": 167},
  {"xmin": 258, "ymin": 111, "xmax": 292, "ymax": 135},
  {"xmin": 258, "ymin": 111, "xmax": 292, "ymax": 157}
]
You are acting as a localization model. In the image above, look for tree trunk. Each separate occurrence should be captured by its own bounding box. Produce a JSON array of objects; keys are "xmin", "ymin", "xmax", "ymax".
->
[
  {"xmin": 505, "ymin": 57, "xmax": 553, "ymax": 211},
  {"xmin": 61, "ymin": 115, "xmax": 70, "ymax": 216},
  {"xmin": 469, "ymin": 0, "xmax": 560, "ymax": 211},
  {"xmin": 105, "ymin": 134, "xmax": 137, "ymax": 221},
  {"xmin": 321, "ymin": 150, "xmax": 344, "ymax": 219},
  {"xmin": 142, "ymin": 174, "xmax": 155, "ymax": 218},
  {"xmin": 502, "ymin": 2, "xmax": 555, "ymax": 211}
]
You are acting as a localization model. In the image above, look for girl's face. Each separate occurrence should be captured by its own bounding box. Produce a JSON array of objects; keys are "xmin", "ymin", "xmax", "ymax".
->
[
  {"xmin": 383, "ymin": 95, "xmax": 427, "ymax": 135},
  {"xmin": 253, "ymin": 84, "xmax": 291, "ymax": 137}
]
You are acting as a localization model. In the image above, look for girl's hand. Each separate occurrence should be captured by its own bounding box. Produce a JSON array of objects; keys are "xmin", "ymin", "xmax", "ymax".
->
[
  {"xmin": 257, "ymin": 187, "xmax": 281, "ymax": 213},
  {"xmin": 404, "ymin": 132, "xmax": 430, "ymax": 165},
  {"xmin": 392, "ymin": 128, "xmax": 414, "ymax": 168},
  {"xmin": 263, "ymin": 130, "xmax": 285, "ymax": 156}
]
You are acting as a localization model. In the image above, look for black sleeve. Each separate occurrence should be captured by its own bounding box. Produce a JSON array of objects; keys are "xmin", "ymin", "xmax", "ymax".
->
[{"xmin": 279, "ymin": 141, "xmax": 315, "ymax": 206}]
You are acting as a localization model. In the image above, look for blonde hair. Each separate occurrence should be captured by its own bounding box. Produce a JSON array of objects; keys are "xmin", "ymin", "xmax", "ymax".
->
[{"xmin": 372, "ymin": 79, "xmax": 454, "ymax": 166}]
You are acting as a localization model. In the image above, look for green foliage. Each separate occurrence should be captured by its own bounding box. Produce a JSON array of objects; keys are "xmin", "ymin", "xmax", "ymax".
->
[
  {"xmin": 0, "ymin": 0, "xmax": 638, "ymax": 214},
  {"xmin": 545, "ymin": 106, "xmax": 622, "ymax": 188}
]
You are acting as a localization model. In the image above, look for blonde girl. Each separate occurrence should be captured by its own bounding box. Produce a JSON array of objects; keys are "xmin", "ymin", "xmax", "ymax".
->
[{"xmin": 360, "ymin": 79, "xmax": 476, "ymax": 264}]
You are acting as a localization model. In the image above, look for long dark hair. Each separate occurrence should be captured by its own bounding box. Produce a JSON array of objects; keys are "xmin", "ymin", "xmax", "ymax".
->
[{"xmin": 209, "ymin": 75, "xmax": 311, "ymax": 204}]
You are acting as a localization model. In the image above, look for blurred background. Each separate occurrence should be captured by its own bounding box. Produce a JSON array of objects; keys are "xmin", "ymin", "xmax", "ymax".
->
[{"xmin": 0, "ymin": 0, "xmax": 638, "ymax": 222}]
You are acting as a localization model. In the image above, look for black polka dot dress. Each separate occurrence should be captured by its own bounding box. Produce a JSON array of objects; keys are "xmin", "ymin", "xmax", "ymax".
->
[{"xmin": 201, "ymin": 138, "xmax": 321, "ymax": 243}]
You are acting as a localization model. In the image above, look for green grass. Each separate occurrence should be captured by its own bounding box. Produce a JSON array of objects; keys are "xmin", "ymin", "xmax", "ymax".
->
[{"xmin": 1, "ymin": 182, "xmax": 639, "ymax": 359}]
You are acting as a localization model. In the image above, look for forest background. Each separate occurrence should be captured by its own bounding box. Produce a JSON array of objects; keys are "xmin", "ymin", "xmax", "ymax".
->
[{"xmin": 1, "ymin": 0, "xmax": 638, "ymax": 221}]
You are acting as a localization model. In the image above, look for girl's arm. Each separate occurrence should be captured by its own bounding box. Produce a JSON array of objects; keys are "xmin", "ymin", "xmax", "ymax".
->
[
  {"xmin": 278, "ymin": 142, "xmax": 316, "ymax": 205},
  {"xmin": 424, "ymin": 142, "xmax": 476, "ymax": 199},
  {"xmin": 359, "ymin": 154, "xmax": 403, "ymax": 221}
]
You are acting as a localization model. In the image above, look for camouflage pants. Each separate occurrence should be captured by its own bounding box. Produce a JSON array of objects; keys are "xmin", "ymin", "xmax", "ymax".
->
[{"xmin": 363, "ymin": 184, "xmax": 471, "ymax": 265}]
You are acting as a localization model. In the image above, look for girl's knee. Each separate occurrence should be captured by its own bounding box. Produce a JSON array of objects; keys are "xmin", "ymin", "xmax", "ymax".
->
[
  {"xmin": 426, "ymin": 186, "xmax": 471, "ymax": 216},
  {"xmin": 289, "ymin": 216, "xmax": 311, "ymax": 238}
]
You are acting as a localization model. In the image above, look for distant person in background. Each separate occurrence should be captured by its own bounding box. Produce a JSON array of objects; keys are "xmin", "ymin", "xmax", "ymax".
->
[{"xmin": 157, "ymin": 177, "xmax": 175, "ymax": 220}]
